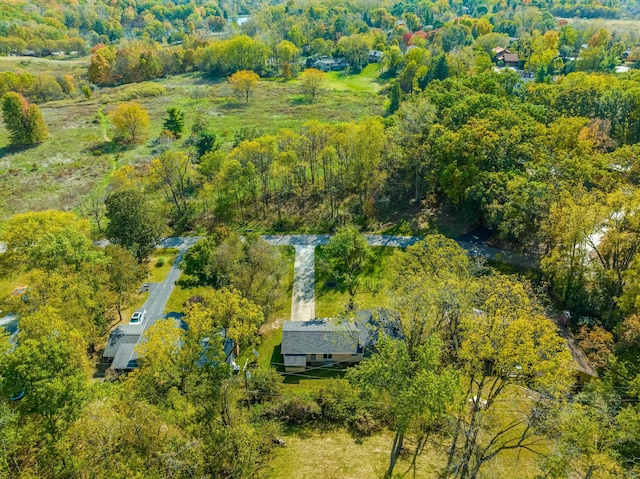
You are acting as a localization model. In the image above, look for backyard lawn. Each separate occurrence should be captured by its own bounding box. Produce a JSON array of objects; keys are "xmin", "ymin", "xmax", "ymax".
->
[
  {"xmin": 323, "ymin": 63, "xmax": 388, "ymax": 93},
  {"xmin": 267, "ymin": 429, "xmax": 443, "ymax": 479}
]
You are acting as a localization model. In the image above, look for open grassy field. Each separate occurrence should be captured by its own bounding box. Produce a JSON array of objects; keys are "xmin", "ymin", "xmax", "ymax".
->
[
  {"xmin": 265, "ymin": 382, "xmax": 546, "ymax": 479},
  {"xmin": 267, "ymin": 429, "xmax": 443, "ymax": 479},
  {"xmin": 564, "ymin": 17, "xmax": 640, "ymax": 36},
  {"xmin": 267, "ymin": 426, "xmax": 543, "ymax": 479},
  {"xmin": 0, "ymin": 69, "xmax": 385, "ymax": 221},
  {"xmin": 0, "ymin": 55, "xmax": 89, "ymax": 75}
]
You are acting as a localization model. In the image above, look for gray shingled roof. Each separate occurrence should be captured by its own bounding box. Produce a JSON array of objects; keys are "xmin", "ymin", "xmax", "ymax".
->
[
  {"xmin": 103, "ymin": 324, "xmax": 144, "ymax": 358},
  {"xmin": 281, "ymin": 319, "xmax": 368, "ymax": 355},
  {"xmin": 111, "ymin": 343, "xmax": 138, "ymax": 370}
]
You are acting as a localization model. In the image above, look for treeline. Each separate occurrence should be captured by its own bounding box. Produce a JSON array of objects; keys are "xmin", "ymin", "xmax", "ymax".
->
[
  {"xmin": 0, "ymin": 0, "xmax": 229, "ymax": 57},
  {"xmin": 84, "ymin": 9, "xmax": 638, "ymax": 92},
  {"xmin": 551, "ymin": 4, "xmax": 620, "ymax": 18},
  {"xmin": 119, "ymin": 68, "xmax": 640, "ymax": 331},
  {"xmin": 0, "ymin": 71, "xmax": 82, "ymax": 103}
]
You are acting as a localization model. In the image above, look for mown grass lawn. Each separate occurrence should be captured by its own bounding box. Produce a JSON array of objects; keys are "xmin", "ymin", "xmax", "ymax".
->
[
  {"xmin": 315, "ymin": 246, "xmax": 397, "ymax": 318},
  {"xmin": 324, "ymin": 63, "xmax": 388, "ymax": 93},
  {"xmin": 147, "ymin": 248, "xmax": 179, "ymax": 283},
  {"xmin": 163, "ymin": 283, "xmax": 211, "ymax": 314}
]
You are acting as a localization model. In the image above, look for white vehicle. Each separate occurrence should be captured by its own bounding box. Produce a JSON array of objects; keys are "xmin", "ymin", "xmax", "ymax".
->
[{"xmin": 129, "ymin": 309, "xmax": 146, "ymax": 325}]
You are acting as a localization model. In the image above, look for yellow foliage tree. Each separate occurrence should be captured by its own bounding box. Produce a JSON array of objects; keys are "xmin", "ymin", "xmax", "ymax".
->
[
  {"xmin": 228, "ymin": 70, "xmax": 259, "ymax": 104},
  {"xmin": 300, "ymin": 68, "xmax": 326, "ymax": 103},
  {"xmin": 108, "ymin": 101, "xmax": 151, "ymax": 144}
]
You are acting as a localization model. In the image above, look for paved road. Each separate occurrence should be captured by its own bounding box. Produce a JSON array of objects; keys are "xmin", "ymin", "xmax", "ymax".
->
[
  {"xmin": 119, "ymin": 237, "xmax": 202, "ymax": 367},
  {"xmin": 140, "ymin": 236, "xmax": 202, "ymax": 333},
  {"xmin": 291, "ymin": 245, "xmax": 316, "ymax": 321},
  {"xmin": 262, "ymin": 234, "xmax": 421, "ymax": 247}
]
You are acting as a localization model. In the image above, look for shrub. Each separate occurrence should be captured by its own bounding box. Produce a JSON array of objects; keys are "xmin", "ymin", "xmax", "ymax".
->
[
  {"xmin": 347, "ymin": 409, "xmax": 381, "ymax": 436},
  {"xmin": 109, "ymin": 82, "xmax": 167, "ymax": 102},
  {"xmin": 155, "ymin": 256, "xmax": 166, "ymax": 267},
  {"xmin": 315, "ymin": 381, "xmax": 359, "ymax": 423},
  {"xmin": 247, "ymin": 367, "xmax": 284, "ymax": 404},
  {"xmin": 265, "ymin": 397, "xmax": 321, "ymax": 425}
]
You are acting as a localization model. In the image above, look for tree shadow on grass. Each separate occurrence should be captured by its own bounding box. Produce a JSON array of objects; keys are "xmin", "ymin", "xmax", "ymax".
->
[
  {"xmin": 86, "ymin": 140, "xmax": 135, "ymax": 156},
  {"xmin": 0, "ymin": 143, "xmax": 40, "ymax": 157},
  {"xmin": 289, "ymin": 95, "xmax": 310, "ymax": 106},
  {"xmin": 218, "ymin": 100, "xmax": 249, "ymax": 111}
]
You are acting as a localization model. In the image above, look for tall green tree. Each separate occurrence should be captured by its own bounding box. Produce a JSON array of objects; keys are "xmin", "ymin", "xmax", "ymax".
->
[
  {"xmin": 162, "ymin": 107, "xmax": 185, "ymax": 138},
  {"xmin": 0, "ymin": 210, "xmax": 98, "ymax": 273},
  {"xmin": 445, "ymin": 276, "xmax": 573, "ymax": 479},
  {"xmin": 104, "ymin": 245, "xmax": 146, "ymax": 322},
  {"xmin": 105, "ymin": 189, "xmax": 164, "ymax": 262},
  {"xmin": 1, "ymin": 333, "xmax": 88, "ymax": 432},
  {"xmin": 322, "ymin": 225, "xmax": 373, "ymax": 306},
  {"xmin": 1, "ymin": 92, "xmax": 48, "ymax": 146},
  {"xmin": 150, "ymin": 150, "xmax": 195, "ymax": 224},
  {"xmin": 540, "ymin": 390, "xmax": 626, "ymax": 478},
  {"xmin": 190, "ymin": 288, "xmax": 265, "ymax": 353},
  {"xmin": 388, "ymin": 80, "xmax": 402, "ymax": 114},
  {"xmin": 348, "ymin": 335, "xmax": 459, "ymax": 478}
]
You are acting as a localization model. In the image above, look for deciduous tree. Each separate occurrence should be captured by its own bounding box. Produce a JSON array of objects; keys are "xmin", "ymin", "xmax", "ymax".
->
[
  {"xmin": 322, "ymin": 225, "xmax": 373, "ymax": 306},
  {"xmin": 348, "ymin": 335, "xmax": 459, "ymax": 479},
  {"xmin": 191, "ymin": 288, "xmax": 264, "ymax": 354},
  {"xmin": 105, "ymin": 189, "xmax": 164, "ymax": 262},
  {"xmin": 88, "ymin": 53, "xmax": 112, "ymax": 85},
  {"xmin": 109, "ymin": 101, "xmax": 151, "ymax": 144},
  {"xmin": 228, "ymin": 70, "xmax": 259, "ymax": 104},
  {"xmin": 445, "ymin": 276, "xmax": 573, "ymax": 479},
  {"xmin": 105, "ymin": 245, "xmax": 146, "ymax": 322},
  {"xmin": 300, "ymin": 68, "xmax": 325, "ymax": 103},
  {"xmin": 1, "ymin": 332, "xmax": 88, "ymax": 432},
  {"xmin": 150, "ymin": 150, "xmax": 195, "ymax": 223},
  {"xmin": 0, "ymin": 210, "xmax": 96, "ymax": 272}
]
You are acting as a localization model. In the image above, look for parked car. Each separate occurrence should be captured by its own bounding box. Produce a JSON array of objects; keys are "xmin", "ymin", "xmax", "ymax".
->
[{"xmin": 129, "ymin": 309, "xmax": 146, "ymax": 325}]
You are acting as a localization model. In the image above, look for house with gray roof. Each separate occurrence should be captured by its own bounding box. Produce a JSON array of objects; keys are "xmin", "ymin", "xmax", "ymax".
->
[
  {"xmin": 103, "ymin": 318, "xmax": 236, "ymax": 373},
  {"xmin": 312, "ymin": 56, "xmax": 348, "ymax": 72},
  {"xmin": 103, "ymin": 323, "xmax": 145, "ymax": 371},
  {"xmin": 281, "ymin": 319, "xmax": 367, "ymax": 372},
  {"xmin": 280, "ymin": 309, "xmax": 402, "ymax": 372}
]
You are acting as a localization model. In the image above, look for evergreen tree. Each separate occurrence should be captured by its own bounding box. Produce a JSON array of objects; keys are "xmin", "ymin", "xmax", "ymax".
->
[
  {"xmin": 1, "ymin": 92, "xmax": 48, "ymax": 146},
  {"xmin": 163, "ymin": 107, "xmax": 185, "ymax": 138}
]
